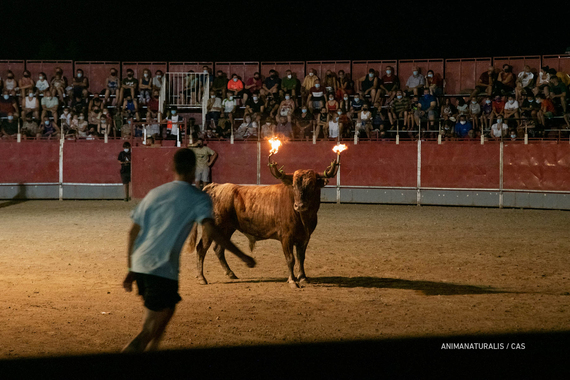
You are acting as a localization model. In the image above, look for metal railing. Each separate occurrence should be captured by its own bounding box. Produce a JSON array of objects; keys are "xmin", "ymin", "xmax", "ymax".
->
[{"xmin": 164, "ymin": 72, "xmax": 209, "ymax": 109}]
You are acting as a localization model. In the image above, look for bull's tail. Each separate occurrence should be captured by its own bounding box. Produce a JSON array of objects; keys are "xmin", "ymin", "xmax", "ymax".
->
[
  {"xmin": 243, "ymin": 233, "xmax": 257, "ymax": 252},
  {"xmin": 186, "ymin": 223, "xmax": 199, "ymax": 254}
]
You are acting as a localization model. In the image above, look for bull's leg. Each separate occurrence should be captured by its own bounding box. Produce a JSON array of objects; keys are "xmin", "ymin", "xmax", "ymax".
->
[
  {"xmin": 213, "ymin": 239, "xmax": 239, "ymax": 280},
  {"xmin": 294, "ymin": 240, "xmax": 310, "ymax": 285},
  {"xmin": 196, "ymin": 234, "xmax": 213, "ymax": 285},
  {"xmin": 282, "ymin": 239, "xmax": 298, "ymax": 288}
]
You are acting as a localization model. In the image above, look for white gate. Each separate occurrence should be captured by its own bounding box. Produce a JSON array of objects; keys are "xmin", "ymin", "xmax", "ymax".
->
[{"xmin": 163, "ymin": 72, "xmax": 209, "ymax": 110}]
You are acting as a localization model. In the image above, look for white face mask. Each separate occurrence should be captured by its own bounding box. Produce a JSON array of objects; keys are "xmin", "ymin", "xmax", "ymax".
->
[
  {"xmin": 79, "ymin": 116, "xmax": 84, "ymax": 120},
  {"xmin": 124, "ymin": 149, "xmax": 129, "ymax": 152},
  {"xmin": 315, "ymin": 84, "xmax": 320, "ymax": 88},
  {"xmin": 7, "ymin": 116, "xmax": 13, "ymax": 120},
  {"xmin": 45, "ymin": 120, "xmax": 50, "ymax": 125},
  {"xmin": 39, "ymin": 76, "xmax": 44, "ymax": 80},
  {"xmin": 329, "ymin": 97, "xmax": 333, "ymax": 101},
  {"xmin": 144, "ymin": 73, "xmax": 148, "ymax": 77},
  {"xmin": 413, "ymin": 71, "xmax": 418, "ymax": 76},
  {"xmin": 511, "ymin": 134, "xmax": 517, "ymax": 138},
  {"xmin": 427, "ymin": 74, "xmax": 433, "ymax": 78},
  {"xmin": 509, "ymin": 100, "xmax": 514, "ymax": 104},
  {"xmin": 287, "ymin": 75, "xmax": 292, "ymax": 79},
  {"xmin": 460, "ymin": 121, "xmax": 466, "ymax": 125},
  {"xmin": 386, "ymin": 70, "xmax": 391, "ymax": 75},
  {"xmin": 229, "ymin": 96, "xmax": 233, "ymax": 100},
  {"xmin": 203, "ymin": 70, "xmax": 208, "ymax": 74},
  {"xmin": 343, "ymin": 97, "xmax": 348, "ymax": 100},
  {"xmin": 309, "ymin": 72, "xmax": 314, "ymax": 76},
  {"xmin": 338, "ymin": 111, "xmax": 342, "ymax": 115},
  {"xmin": 29, "ymin": 93, "xmax": 34, "ymax": 98},
  {"xmin": 497, "ymin": 119, "xmax": 503, "ymax": 123},
  {"xmin": 369, "ymin": 73, "xmax": 374, "ymax": 77},
  {"xmin": 211, "ymin": 95, "xmax": 216, "ymax": 98},
  {"xmin": 3, "ymin": 95, "xmax": 9, "ymax": 100},
  {"xmin": 397, "ymin": 95, "xmax": 402, "ymax": 99},
  {"xmin": 157, "ymin": 75, "xmax": 162, "ymax": 79},
  {"xmin": 253, "ymin": 96, "xmax": 258, "ymax": 101},
  {"xmin": 471, "ymin": 101, "xmax": 476, "ymax": 104},
  {"xmin": 485, "ymin": 100, "xmax": 491, "ymax": 104}
]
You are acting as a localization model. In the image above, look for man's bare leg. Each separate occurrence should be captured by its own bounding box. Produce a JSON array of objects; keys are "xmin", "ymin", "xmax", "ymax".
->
[{"xmin": 123, "ymin": 306, "xmax": 175, "ymax": 353}]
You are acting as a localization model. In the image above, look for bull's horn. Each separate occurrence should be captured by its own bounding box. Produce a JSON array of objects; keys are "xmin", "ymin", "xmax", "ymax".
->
[
  {"xmin": 318, "ymin": 159, "xmax": 340, "ymax": 178},
  {"xmin": 268, "ymin": 157, "xmax": 293, "ymax": 182}
]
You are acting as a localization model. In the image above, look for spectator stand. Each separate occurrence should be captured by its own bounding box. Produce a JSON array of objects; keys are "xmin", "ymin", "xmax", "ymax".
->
[
  {"xmin": 25, "ymin": 60, "xmax": 73, "ymax": 83},
  {"xmin": 74, "ymin": 61, "xmax": 120, "ymax": 95},
  {"xmin": 167, "ymin": 62, "xmax": 214, "ymax": 74},
  {"xmin": 492, "ymin": 56, "xmax": 541, "ymax": 78},
  {"xmin": 542, "ymin": 54, "xmax": 570, "ymax": 74},
  {"xmin": 214, "ymin": 62, "xmax": 259, "ymax": 86},
  {"xmin": 444, "ymin": 57, "xmax": 492, "ymax": 96},
  {"xmin": 0, "ymin": 59, "xmax": 26, "ymax": 84},
  {"xmin": 397, "ymin": 58, "xmax": 444, "ymax": 91},
  {"xmin": 120, "ymin": 62, "xmax": 167, "ymax": 81},
  {"xmin": 260, "ymin": 61, "xmax": 305, "ymax": 84},
  {"xmin": 305, "ymin": 61, "xmax": 351, "ymax": 82}
]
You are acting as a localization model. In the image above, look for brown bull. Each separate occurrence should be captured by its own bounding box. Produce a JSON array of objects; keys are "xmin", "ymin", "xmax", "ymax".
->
[{"xmin": 187, "ymin": 155, "xmax": 339, "ymax": 288}]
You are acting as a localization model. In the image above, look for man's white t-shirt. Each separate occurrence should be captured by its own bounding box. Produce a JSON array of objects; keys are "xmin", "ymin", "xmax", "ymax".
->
[
  {"xmin": 504, "ymin": 100, "xmax": 519, "ymax": 111},
  {"xmin": 130, "ymin": 181, "xmax": 213, "ymax": 280},
  {"xmin": 491, "ymin": 123, "xmax": 508, "ymax": 137}
]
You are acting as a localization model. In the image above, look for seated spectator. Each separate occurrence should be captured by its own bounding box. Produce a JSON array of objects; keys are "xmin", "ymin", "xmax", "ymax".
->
[
  {"xmin": 40, "ymin": 89, "xmax": 59, "ymax": 121},
  {"xmin": 264, "ymin": 94, "xmax": 280, "ymax": 120},
  {"xmin": 548, "ymin": 76, "xmax": 567, "ymax": 114},
  {"xmin": 227, "ymin": 73, "xmax": 246, "ymax": 103},
  {"xmin": 50, "ymin": 71, "xmax": 67, "ymax": 103},
  {"xmin": 21, "ymin": 90, "xmax": 39, "ymax": 120},
  {"xmin": 356, "ymin": 105, "xmax": 373, "ymax": 137},
  {"xmin": 327, "ymin": 112, "xmax": 340, "ymax": 140},
  {"xmin": 379, "ymin": 66, "xmax": 400, "ymax": 104},
  {"xmin": 19, "ymin": 70, "xmax": 35, "ymax": 96},
  {"xmin": 244, "ymin": 72, "xmax": 262, "ymax": 101},
  {"xmin": 456, "ymin": 97, "xmax": 468, "ymax": 117},
  {"xmin": 407, "ymin": 96, "xmax": 420, "ymax": 130},
  {"xmin": 471, "ymin": 66, "xmax": 496, "ymax": 98},
  {"xmin": 59, "ymin": 107, "xmax": 72, "ymax": 132},
  {"xmin": 89, "ymin": 93, "xmax": 104, "ymax": 112},
  {"xmin": 212, "ymin": 70, "xmax": 228, "ymax": 98},
  {"xmin": 181, "ymin": 70, "xmax": 200, "ymax": 104},
  {"xmin": 275, "ymin": 115, "xmax": 294, "ymax": 139},
  {"xmin": 41, "ymin": 116, "xmax": 60, "ymax": 140},
  {"xmin": 468, "ymin": 97, "xmax": 481, "ymax": 130},
  {"xmin": 100, "ymin": 108, "xmax": 115, "ymax": 137},
  {"xmin": 405, "ymin": 67, "xmax": 425, "ymax": 96},
  {"xmin": 503, "ymin": 94, "xmax": 520, "ymax": 127},
  {"xmin": 337, "ymin": 109, "xmax": 351, "ymax": 137},
  {"xmin": 281, "ymin": 70, "xmax": 297, "ymax": 102},
  {"xmin": 120, "ymin": 69, "xmax": 138, "ymax": 106},
  {"xmin": 440, "ymin": 97, "xmax": 457, "ymax": 123},
  {"xmin": 550, "ymin": 68, "xmax": 570, "ymax": 87},
  {"xmin": 534, "ymin": 66, "xmax": 551, "ymax": 97},
  {"xmin": 296, "ymin": 107, "xmax": 314, "ymax": 140},
  {"xmin": 3, "ymin": 71, "xmax": 18, "ymax": 96},
  {"xmin": 104, "ymin": 68, "xmax": 120, "ymax": 105},
  {"xmin": 537, "ymin": 94, "xmax": 556, "ymax": 127},
  {"xmin": 520, "ymin": 94, "xmax": 540, "ymax": 122},
  {"xmin": 414, "ymin": 88, "xmax": 438, "ymax": 130},
  {"xmin": 234, "ymin": 115, "xmax": 258, "ymax": 140},
  {"xmin": 494, "ymin": 64, "xmax": 515, "ymax": 96},
  {"xmin": 122, "ymin": 95, "xmax": 140, "ymax": 121},
  {"xmin": 301, "ymin": 69, "xmax": 319, "ymax": 106},
  {"xmin": 339, "ymin": 93, "xmax": 351, "ymax": 114},
  {"xmin": 454, "ymin": 115, "xmax": 472, "ymax": 138},
  {"xmin": 336, "ymin": 70, "xmax": 353, "ymax": 100},
  {"xmin": 244, "ymin": 93, "xmax": 264, "ymax": 123},
  {"xmin": 278, "ymin": 94, "xmax": 296, "ymax": 123},
  {"xmin": 515, "ymin": 65, "xmax": 535, "ymax": 102},
  {"xmin": 152, "ymin": 70, "xmax": 164, "ymax": 92},
  {"xmin": 1, "ymin": 112, "xmax": 19, "ymax": 139},
  {"xmin": 139, "ymin": 69, "xmax": 152, "ymax": 105},
  {"xmin": 261, "ymin": 118, "xmax": 275, "ymax": 138},
  {"xmin": 164, "ymin": 108, "xmax": 183, "ymax": 139},
  {"xmin": 261, "ymin": 70, "xmax": 281, "ymax": 99},
  {"xmin": 425, "ymin": 70, "xmax": 443, "ymax": 96},
  {"xmin": 322, "ymin": 70, "xmax": 337, "ymax": 97},
  {"xmin": 71, "ymin": 95, "xmax": 88, "ymax": 116},
  {"xmin": 222, "ymin": 92, "xmax": 237, "ymax": 127},
  {"xmin": 359, "ymin": 69, "xmax": 379, "ymax": 104},
  {"xmin": 52, "ymin": 67, "xmax": 68, "ymax": 86},
  {"xmin": 389, "ymin": 91, "xmax": 411, "ymax": 130},
  {"xmin": 315, "ymin": 107, "xmax": 329, "ymax": 139},
  {"xmin": 144, "ymin": 115, "xmax": 161, "ymax": 143},
  {"xmin": 0, "ymin": 89, "xmax": 19, "ymax": 118},
  {"xmin": 88, "ymin": 105, "xmax": 103, "ymax": 134},
  {"xmin": 76, "ymin": 114, "xmax": 90, "ymax": 138},
  {"xmin": 480, "ymin": 97, "xmax": 493, "ymax": 130},
  {"xmin": 206, "ymin": 90, "xmax": 223, "ymax": 129},
  {"xmin": 350, "ymin": 94, "xmax": 366, "ymax": 119},
  {"xmin": 325, "ymin": 94, "xmax": 338, "ymax": 115},
  {"xmin": 307, "ymin": 79, "xmax": 326, "ymax": 112},
  {"xmin": 371, "ymin": 103, "xmax": 385, "ymax": 136},
  {"xmin": 97, "ymin": 111, "xmax": 112, "ymax": 137},
  {"xmin": 490, "ymin": 95, "xmax": 505, "ymax": 126},
  {"xmin": 68, "ymin": 69, "xmax": 89, "ymax": 100},
  {"xmin": 490, "ymin": 117, "xmax": 508, "ymax": 140},
  {"xmin": 35, "ymin": 72, "xmax": 50, "ymax": 94},
  {"xmin": 21, "ymin": 113, "xmax": 40, "ymax": 139}
]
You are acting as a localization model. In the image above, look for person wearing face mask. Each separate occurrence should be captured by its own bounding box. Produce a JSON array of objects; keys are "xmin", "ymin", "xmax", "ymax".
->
[
  {"xmin": 296, "ymin": 107, "xmax": 313, "ymax": 140},
  {"xmin": 414, "ymin": 88, "xmax": 438, "ymax": 133},
  {"xmin": 301, "ymin": 69, "xmax": 319, "ymax": 106},
  {"xmin": 515, "ymin": 65, "xmax": 535, "ymax": 102},
  {"xmin": 379, "ymin": 66, "xmax": 400, "ymax": 104},
  {"xmin": 122, "ymin": 95, "xmax": 140, "ymax": 122},
  {"xmin": 425, "ymin": 70, "xmax": 443, "ymax": 96},
  {"xmin": 244, "ymin": 72, "xmax": 263, "ymax": 101},
  {"xmin": 212, "ymin": 70, "xmax": 228, "ymax": 99},
  {"xmin": 50, "ymin": 71, "xmax": 67, "ymax": 103},
  {"xmin": 41, "ymin": 115, "xmax": 60, "ymax": 140},
  {"xmin": 244, "ymin": 92, "xmax": 265, "ymax": 124},
  {"xmin": 480, "ymin": 97, "xmax": 493, "ymax": 130},
  {"xmin": 454, "ymin": 115, "xmax": 473, "ymax": 139},
  {"xmin": 339, "ymin": 94, "xmax": 351, "ymax": 114},
  {"xmin": 120, "ymin": 69, "xmax": 139, "ymax": 106},
  {"xmin": 21, "ymin": 90, "xmax": 39, "ymax": 120},
  {"xmin": 472, "ymin": 66, "xmax": 497, "ymax": 98},
  {"xmin": 537, "ymin": 94, "xmax": 556, "ymax": 128},
  {"xmin": 221, "ymin": 92, "xmax": 237, "ymax": 129},
  {"xmin": 389, "ymin": 90, "xmax": 411, "ymax": 130},
  {"xmin": 335, "ymin": 70, "xmax": 353, "ymax": 100},
  {"xmin": 307, "ymin": 79, "xmax": 326, "ymax": 112},
  {"xmin": 490, "ymin": 117, "xmax": 508, "ymax": 140},
  {"xmin": 19, "ymin": 70, "xmax": 35, "ymax": 97},
  {"xmin": 21, "ymin": 113, "xmax": 40, "ymax": 139},
  {"xmin": 281, "ymin": 70, "xmax": 297, "ymax": 102},
  {"xmin": 325, "ymin": 94, "xmax": 339, "ymax": 115},
  {"xmin": 105, "ymin": 68, "xmax": 120, "ymax": 105},
  {"xmin": 275, "ymin": 115, "xmax": 294, "ymax": 139},
  {"xmin": 356, "ymin": 105, "xmax": 373, "ymax": 138},
  {"xmin": 35, "ymin": 72, "xmax": 50, "ymax": 94},
  {"xmin": 405, "ymin": 66, "xmax": 425, "ymax": 96},
  {"xmin": 3, "ymin": 70, "xmax": 17, "ymax": 96},
  {"xmin": 490, "ymin": 95, "xmax": 505, "ymax": 126},
  {"xmin": 139, "ymin": 69, "xmax": 152, "ymax": 105},
  {"xmin": 59, "ymin": 107, "xmax": 72, "ymax": 133},
  {"xmin": 349, "ymin": 94, "xmax": 365, "ymax": 120},
  {"xmin": 359, "ymin": 69, "xmax": 379, "ymax": 104},
  {"xmin": 261, "ymin": 70, "xmax": 281, "ymax": 99},
  {"xmin": 235, "ymin": 115, "xmax": 258, "ymax": 140},
  {"xmin": 152, "ymin": 70, "xmax": 164, "ymax": 92},
  {"xmin": 323, "ymin": 70, "xmax": 337, "ymax": 97},
  {"xmin": 468, "ymin": 97, "xmax": 481, "ymax": 130},
  {"xmin": 118, "ymin": 142, "xmax": 132, "ymax": 201},
  {"xmin": 520, "ymin": 94, "xmax": 540, "ymax": 122},
  {"xmin": 261, "ymin": 118, "xmax": 276, "ymax": 138},
  {"xmin": 190, "ymin": 138, "xmax": 218, "ymax": 189},
  {"xmin": 68, "ymin": 69, "xmax": 90, "ymax": 100},
  {"xmin": 227, "ymin": 74, "xmax": 246, "ymax": 103},
  {"xmin": 278, "ymin": 93, "xmax": 296, "ymax": 123},
  {"xmin": 40, "ymin": 89, "xmax": 59, "ymax": 122},
  {"xmin": 326, "ymin": 112, "xmax": 340, "ymax": 140},
  {"xmin": 206, "ymin": 90, "xmax": 223, "ymax": 130},
  {"xmin": 0, "ymin": 89, "xmax": 19, "ymax": 118},
  {"xmin": 494, "ymin": 65, "xmax": 515, "ymax": 96},
  {"xmin": 1, "ymin": 112, "xmax": 19, "ymax": 139},
  {"xmin": 503, "ymin": 95, "xmax": 520, "ymax": 127}
]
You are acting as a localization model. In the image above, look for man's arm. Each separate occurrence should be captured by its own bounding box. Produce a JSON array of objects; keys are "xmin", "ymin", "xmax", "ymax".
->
[
  {"xmin": 202, "ymin": 219, "xmax": 255, "ymax": 267},
  {"xmin": 208, "ymin": 151, "xmax": 218, "ymax": 166},
  {"xmin": 123, "ymin": 223, "xmax": 141, "ymax": 291}
]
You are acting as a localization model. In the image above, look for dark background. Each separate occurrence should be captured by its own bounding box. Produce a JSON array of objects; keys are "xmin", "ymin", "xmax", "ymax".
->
[{"xmin": 2, "ymin": 1, "xmax": 569, "ymax": 61}]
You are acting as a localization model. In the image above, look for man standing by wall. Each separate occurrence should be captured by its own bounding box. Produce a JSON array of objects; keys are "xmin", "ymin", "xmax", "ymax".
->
[
  {"xmin": 122, "ymin": 149, "xmax": 255, "ymax": 352},
  {"xmin": 190, "ymin": 138, "xmax": 217, "ymax": 190}
]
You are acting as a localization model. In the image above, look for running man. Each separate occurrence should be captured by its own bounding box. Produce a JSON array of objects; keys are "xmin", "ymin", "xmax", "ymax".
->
[{"xmin": 122, "ymin": 148, "xmax": 255, "ymax": 353}]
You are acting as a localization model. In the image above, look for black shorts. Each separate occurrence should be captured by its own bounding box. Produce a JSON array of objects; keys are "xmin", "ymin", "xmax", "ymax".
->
[
  {"xmin": 120, "ymin": 170, "xmax": 131, "ymax": 184},
  {"xmin": 135, "ymin": 273, "xmax": 181, "ymax": 311}
]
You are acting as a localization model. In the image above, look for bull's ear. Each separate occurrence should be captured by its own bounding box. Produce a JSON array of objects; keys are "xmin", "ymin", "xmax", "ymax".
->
[
  {"xmin": 280, "ymin": 174, "xmax": 293, "ymax": 186},
  {"xmin": 316, "ymin": 178, "xmax": 329, "ymax": 188}
]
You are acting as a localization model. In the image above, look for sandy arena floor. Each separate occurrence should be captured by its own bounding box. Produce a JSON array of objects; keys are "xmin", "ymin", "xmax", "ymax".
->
[{"xmin": 1, "ymin": 200, "xmax": 569, "ymax": 358}]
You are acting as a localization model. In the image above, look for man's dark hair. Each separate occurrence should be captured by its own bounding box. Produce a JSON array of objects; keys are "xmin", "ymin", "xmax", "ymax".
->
[
  {"xmin": 173, "ymin": 148, "xmax": 196, "ymax": 176},
  {"xmin": 123, "ymin": 141, "xmax": 131, "ymax": 148}
]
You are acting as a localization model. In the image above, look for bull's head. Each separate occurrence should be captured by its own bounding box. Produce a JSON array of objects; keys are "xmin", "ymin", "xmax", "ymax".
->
[{"xmin": 268, "ymin": 154, "xmax": 339, "ymax": 212}]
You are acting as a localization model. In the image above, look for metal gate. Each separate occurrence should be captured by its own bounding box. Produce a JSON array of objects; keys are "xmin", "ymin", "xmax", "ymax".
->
[{"xmin": 161, "ymin": 72, "xmax": 209, "ymax": 116}]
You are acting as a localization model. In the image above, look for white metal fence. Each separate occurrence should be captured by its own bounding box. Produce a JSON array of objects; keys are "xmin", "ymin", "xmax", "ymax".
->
[{"xmin": 163, "ymin": 72, "xmax": 209, "ymax": 110}]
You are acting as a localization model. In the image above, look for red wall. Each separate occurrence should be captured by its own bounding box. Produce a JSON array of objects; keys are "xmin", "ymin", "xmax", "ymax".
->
[
  {"xmin": 0, "ymin": 141, "xmax": 59, "ymax": 183},
  {"xmin": 63, "ymin": 140, "xmax": 124, "ymax": 183}
]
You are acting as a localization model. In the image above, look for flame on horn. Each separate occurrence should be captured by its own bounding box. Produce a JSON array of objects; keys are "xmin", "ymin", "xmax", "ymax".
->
[{"xmin": 268, "ymin": 137, "xmax": 282, "ymax": 155}]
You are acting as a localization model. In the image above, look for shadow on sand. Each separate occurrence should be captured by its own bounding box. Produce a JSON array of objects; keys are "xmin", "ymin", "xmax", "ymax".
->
[
  {"xmin": 0, "ymin": 183, "xmax": 28, "ymax": 209},
  {"xmin": 234, "ymin": 276, "xmax": 503, "ymax": 296}
]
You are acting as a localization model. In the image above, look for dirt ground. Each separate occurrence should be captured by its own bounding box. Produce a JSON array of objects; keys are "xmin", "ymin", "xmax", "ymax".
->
[{"xmin": 1, "ymin": 200, "xmax": 569, "ymax": 359}]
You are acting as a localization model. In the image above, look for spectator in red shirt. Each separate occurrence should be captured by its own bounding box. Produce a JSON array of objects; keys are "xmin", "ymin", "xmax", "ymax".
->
[
  {"xmin": 491, "ymin": 96, "xmax": 505, "ymax": 126},
  {"xmin": 426, "ymin": 70, "xmax": 443, "ymax": 96},
  {"xmin": 335, "ymin": 70, "xmax": 353, "ymax": 100},
  {"xmin": 471, "ymin": 66, "xmax": 496, "ymax": 98},
  {"xmin": 147, "ymin": 90, "xmax": 161, "ymax": 122},
  {"xmin": 307, "ymin": 79, "xmax": 326, "ymax": 112},
  {"xmin": 494, "ymin": 65, "xmax": 515, "ymax": 96},
  {"xmin": 0, "ymin": 89, "xmax": 19, "ymax": 118},
  {"xmin": 537, "ymin": 94, "xmax": 556, "ymax": 127},
  {"xmin": 244, "ymin": 72, "xmax": 262, "ymax": 100},
  {"xmin": 227, "ymin": 73, "xmax": 246, "ymax": 103},
  {"xmin": 379, "ymin": 66, "xmax": 399, "ymax": 104}
]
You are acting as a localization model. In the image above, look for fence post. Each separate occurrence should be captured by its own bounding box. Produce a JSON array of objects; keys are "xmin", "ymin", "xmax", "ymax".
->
[
  {"xmin": 59, "ymin": 138, "xmax": 64, "ymax": 201},
  {"xmin": 257, "ymin": 141, "xmax": 261, "ymax": 185},
  {"xmin": 416, "ymin": 139, "xmax": 421, "ymax": 206},
  {"xmin": 499, "ymin": 141, "xmax": 504, "ymax": 209}
]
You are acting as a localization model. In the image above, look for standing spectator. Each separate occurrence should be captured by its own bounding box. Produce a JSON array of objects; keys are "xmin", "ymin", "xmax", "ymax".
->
[
  {"xmin": 389, "ymin": 90, "xmax": 410, "ymax": 129},
  {"xmin": 21, "ymin": 113, "xmax": 40, "ymax": 140},
  {"xmin": 68, "ymin": 69, "xmax": 89, "ymax": 100},
  {"xmin": 212, "ymin": 70, "xmax": 228, "ymax": 98},
  {"xmin": 104, "ymin": 68, "xmax": 120, "ymax": 105},
  {"xmin": 221, "ymin": 92, "xmax": 237, "ymax": 127},
  {"xmin": 40, "ymin": 89, "xmax": 59, "ymax": 122},
  {"xmin": 0, "ymin": 89, "xmax": 19, "ymax": 118},
  {"xmin": 244, "ymin": 93, "xmax": 264, "ymax": 123},
  {"xmin": 494, "ymin": 64, "xmax": 515, "ymax": 96},
  {"xmin": 244, "ymin": 72, "xmax": 263, "ymax": 100},
  {"xmin": 359, "ymin": 69, "xmax": 379, "ymax": 104},
  {"xmin": 405, "ymin": 66, "xmax": 425, "ymax": 96},
  {"xmin": 122, "ymin": 95, "xmax": 140, "ymax": 121},
  {"xmin": 307, "ymin": 79, "xmax": 326, "ymax": 112},
  {"xmin": 503, "ymin": 94, "xmax": 520, "ymax": 128},
  {"xmin": 490, "ymin": 117, "xmax": 508, "ymax": 140},
  {"xmin": 322, "ymin": 70, "xmax": 337, "ymax": 97},
  {"xmin": 275, "ymin": 115, "xmax": 294, "ymax": 139},
  {"xmin": 205, "ymin": 90, "xmax": 223, "ymax": 129},
  {"xmin": 414, "ymin": 88, "xmax": 438, "ymax": 131},
  {"xmin": 281, "ymin": 70, "xmax": 297, "ymax": 102},
  {"xmin": 41, "ymin": 116, "xmax": 60, "ymax": 140},
  {"xmin": 51, "ymin": 71, "xmax": 67, "ymax": 103},
  {"xmin": 21, "ymin": 91, "xmax": 39, "ymax": 120},
  {"xmin": 139, "ymin": 69, "xmax": 152, "ymax": 105},
  {"xmin": 120, "ymin": 69, "xmax": 138, "ymax": 106},
  {"xmin": 261, "ymin": 70, "xmax": 281, "ymax": 98},
  {"xmin": 490, "ymin": 95, "xmax": 505, "ymax": 126},
  {"xmin": 152, "ymin": 70, "xmax": 164, "ymax": 92},
  {"xmin": 379, "ymin": 66, "xmax": 400, "ymax": 104},
  {"xmin": 534, "ymin": 66, "xmax": 551, "ymax": 97},
  {"xmin": 3, "ymin": 71, "xmax": 17, "ymax": 96},
  {"xmin": 227, "ymin": 74, "xmax": 246, "ymax": 103},
  {"xmin": 327, "ymin": 112, "xmax": 340, "ymax": 140},
  {"xmin": 19, "ymin": 70, "xmax": 35, "ymax": 97},
  {"xmin": 335, "ymin": 70, "xmax": 353, "ymax": 100},
  {"xmin": 278, "ymin": 94, "xmax": 296, "ymax": 123},
  {"xmin": 147, "ymin": 90, "xmax": 162, "ymax": 121},
  {"xmin": 296, "ymin": 107, "xmax": 314, "ymax": 140},
  {"xmin": 190, "ymin": 138, "xmax": 218, "ymax": 190},
  {"xmin": 515, "ymin": 65, "xmax": 535, "ymax": 102},
  {"xmin": 480, "ymin": 97, "xmax": 493, "ymax": 130},
  {"xmin": 425, "ymin": 70, "xmax": 443, "ymax": 96},
  {"xmin": 1, "ymin": 113, "xmax": 19, "ymax": 139},
  {"xmin": 468, "ymin": 98, "xmax": 481, "ymax": 130},
  {"xmin": 118, "ymin": 142, "xmax": 132, "ymax": 202},
  {"xmin": 537, "ymin": 94, "xmax": 556, "ymax": 127},
  {"xmin": 454, "ymin": 115, "xmax": 472, "ymax": 138},
  {"xmin": 301, "ymin": 69, "xmax": 319, "ymax": 106},
  {"xmin": 549, "ymin": 76, "xmax": 567, "ymax": 114},
  {"xmin": 35, "ymin": 72, "xmax": 50, "ymax": 94},
  {"xmin": 471, "ymin": 66, "xmax": 496, "ymax": 98}
]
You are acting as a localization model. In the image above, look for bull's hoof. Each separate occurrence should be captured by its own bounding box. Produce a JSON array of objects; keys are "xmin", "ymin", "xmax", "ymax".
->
[
  {"xmin": 299, "ymin": 277, "xmax": 310, "ymax": 284},
  {"xmin": 226, "ymin": 272, "xmax": 239, "ymax": 280},
  {"xmin": 289, "ymin": 281, "xmax": 300, "ymax": 289},
  {"xmin": 198, "ymin": 278, "xmax": 208, "ymax": 285}
]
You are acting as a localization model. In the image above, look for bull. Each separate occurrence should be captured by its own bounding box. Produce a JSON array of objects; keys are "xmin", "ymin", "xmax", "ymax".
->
[{"xmin": 187, "ymin": 154, "xmax": 339, "ymax": 288}]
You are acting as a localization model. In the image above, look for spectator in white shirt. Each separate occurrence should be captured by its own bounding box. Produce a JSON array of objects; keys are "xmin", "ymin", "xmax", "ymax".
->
[
  {"xmin": 405, "ymin": 66, "xmax": 425, "ymax": 96},
  {"xmin": 40, "ymin": 89, "xmax": 59, "ymax": 121},
  {"xmin": 221, "ymin": 92, "xmax": 237, "ymax": 127},
  {"xmin": 534, "ymin": 66, "xmax": 551, "ymax": 97},
  {"xmin": 36, "ymin": 72, "xmax": 50, "ymax": 94},
  {"xmin": 515, "ymin": 65, "xmax": 535, "ymax": 102},
  {"xmin": 490, "ymin": 117, "xmax": 509, "ymax": 140},
  {"xmin": 504, "ymin": 95, "xmax": 520, "ymax": 127}
]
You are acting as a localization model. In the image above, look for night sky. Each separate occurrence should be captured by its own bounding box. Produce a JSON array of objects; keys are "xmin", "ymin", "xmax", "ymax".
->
[{"xmin": 2, "ymin": 1, "xmax": 569, "ymax": 62}]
